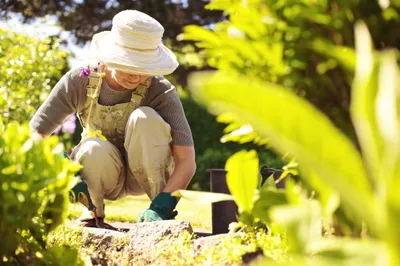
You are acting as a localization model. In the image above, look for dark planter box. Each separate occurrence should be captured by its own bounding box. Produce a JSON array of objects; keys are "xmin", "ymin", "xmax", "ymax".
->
[
  {"xmin": 208, "ymin": 169, "xmax": 238, "ymax": 235},
  {"xmin": 208, "ymin": 167, "xmax": 286, "ymax": 235}
]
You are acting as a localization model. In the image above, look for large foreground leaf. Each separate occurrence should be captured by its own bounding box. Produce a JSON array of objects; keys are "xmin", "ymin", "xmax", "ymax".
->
[
  {"xmin": 375, "ymin": 51, "xmax": 400, "ymax": 254},
  {"xmin": 351, "ymin": 22, "xmax": 383, "ymax": 188},
  {"xmin": 172, "ymin": 190, "xmax": 234, "ymax": 204},
  {"xmin": 351, "ymin": 22, "xmax": 400, "ymax": 249},
  {"xmin": 189, "ymin": 71, "xmax": 376, "ymax": 232}
]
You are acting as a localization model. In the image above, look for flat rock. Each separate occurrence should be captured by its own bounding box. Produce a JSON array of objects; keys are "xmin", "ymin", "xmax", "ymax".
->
[
  {"xmin": 71, "ymin": 220, "xmax": 194, "ymax": 254},
  {"xmin": 81, "ymin": 227, "xmax": 127, "ymax": 247},
  {"xmin": 127, "ymin": 220, "xmax": 193, "ymax": 254}
]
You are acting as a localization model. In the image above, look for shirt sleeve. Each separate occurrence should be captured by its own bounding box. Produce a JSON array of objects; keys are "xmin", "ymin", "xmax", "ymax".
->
[
  {"xmin": 29, "ymin": 68, "xmax": 88, "ymax": 136},
  {"xmin": 145, "ymin": 77, "xmax": 194, "ymax": 146}
]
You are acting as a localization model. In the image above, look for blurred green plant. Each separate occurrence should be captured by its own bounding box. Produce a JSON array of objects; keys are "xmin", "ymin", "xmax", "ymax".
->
[
  {"xmin": 176, "ymin": 0, "xmax": 400, "ymax": 238},
  {"xmin": 182, "ymin": 0, "xmax": 400, "ymax": 142},
  {"xmin": 179, "ymin": 91, "xmax": 283, "ymax": 191},
  {"xmin": 0, "ymin": 28, "xmax": 69, "ymax": 124},
  {"xmin": 178, "ymin": 20, "xmax": 400, "ymax": 265},
  {"xmin": 0, "ymin": 121, "xmax": 82, "ymax": 265}
]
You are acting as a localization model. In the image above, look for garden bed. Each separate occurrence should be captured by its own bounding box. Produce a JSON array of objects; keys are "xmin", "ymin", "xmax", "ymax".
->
[{"xmin": 54, "ymin": 196, "xmax": 287, "ymax": 265}]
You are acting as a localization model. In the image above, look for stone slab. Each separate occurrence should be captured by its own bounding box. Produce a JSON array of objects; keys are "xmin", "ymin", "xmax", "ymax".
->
[
  {"xmin": 126, "ymin": 220, "xmax": 193, "ymax": 254},
  {"xmin": 79, "ymin": 220, "xmax": 193, "ymax": 253},
  {"xmin": 81, "ymin": 227, "xmax": 127, "ymax": 247}
]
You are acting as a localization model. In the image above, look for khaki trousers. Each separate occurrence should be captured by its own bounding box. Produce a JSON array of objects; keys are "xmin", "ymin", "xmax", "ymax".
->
[{"xmin": 71, "ymin": 107, "xmax": 174, "ymax": 219}]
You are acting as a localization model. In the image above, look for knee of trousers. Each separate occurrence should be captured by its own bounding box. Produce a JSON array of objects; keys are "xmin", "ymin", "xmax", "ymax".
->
[
  {"xmin": 125, "ymin": 106, "xmax": 171, "ymax": 140},
  {"xmin": 75, "ymin": 138, "xmax": 123, "ymax": 190}
]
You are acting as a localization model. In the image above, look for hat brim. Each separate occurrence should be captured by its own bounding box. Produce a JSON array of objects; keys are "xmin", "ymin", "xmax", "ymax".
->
[{"xmin": 90, "ymin": 31, "xmax": 179, "ymax": 76}]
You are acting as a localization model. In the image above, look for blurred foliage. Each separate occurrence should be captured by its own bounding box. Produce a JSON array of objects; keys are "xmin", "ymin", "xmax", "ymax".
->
[
  {"xmin": 0, "ymin": 1, "xmax": 224, "ymax": 89},
  {"xmin": 185, "ymin": 15, "xmax": 400, "ymax": 264},
  {"xmin": 180, "ymin": 91, "xmax": 283, "ymax": 191},
  {"xmin": 182, "ymin": 0, "xmax": 400, "ymax": 142},
  {"xmin": 0, "ymin": 121, "xmax": 82, "ymax": 265},
  {"xmin": 0, "ymin": 0, "xmax": 223, "ymax": 44},
  {"xmin": 0, "ymin": 28, "xmax": 69, "ymax": 124}
]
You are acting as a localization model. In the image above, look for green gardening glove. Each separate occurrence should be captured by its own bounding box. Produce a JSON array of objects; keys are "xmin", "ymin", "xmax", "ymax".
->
[{"xmin": 137, "ymin": 192, "xmax": 178, "ymax": 223}]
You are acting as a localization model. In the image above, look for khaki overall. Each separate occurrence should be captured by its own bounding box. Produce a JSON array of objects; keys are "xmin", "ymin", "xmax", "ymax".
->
[{"xmin": 70, "ymin": 67, "xmax": 174, "ymax": 219}]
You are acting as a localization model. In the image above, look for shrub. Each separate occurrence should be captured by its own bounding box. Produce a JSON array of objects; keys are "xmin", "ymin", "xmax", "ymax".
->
[
  {"xmin": 0, "ymin": 121, "xmax": 81, "ymax": 265},
  {"xmin": 0, "ymin": 28, "xmax": 69, "ymax": 124}
]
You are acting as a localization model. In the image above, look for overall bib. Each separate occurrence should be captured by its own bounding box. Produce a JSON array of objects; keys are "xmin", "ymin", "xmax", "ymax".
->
[{"xmin": 71, "ymin": 67, "xmax": 174, "ymax": 219}]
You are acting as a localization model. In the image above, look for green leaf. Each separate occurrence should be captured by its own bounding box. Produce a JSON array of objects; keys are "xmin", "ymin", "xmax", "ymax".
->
[
  {"xmin": 270, "ymin": 201, "xmax": 322, "ymax": 254},
  {"xmin": 225, "ymin": 150, "xmax": 259, "ymax": 212},
  {"xmin": 374, "ymin": 50, "xmax": 400, "ymax": 253},
  {"xmin": 311, "ymin": 38, "xmax": 356, "ymax": 72},
  {"xmin": 205, "ymin": 0, "xmax": 232, "ymax": 11},
  {"xmin": 256, "ymin": 238, "xmax": 387, "ymax": 266},
  {"xmin": 252, "ymin": 187, "xmax": 288, "ymax": 223},
  {"xmin": 1, "ymin": 165, "xmax": 17, "ymax": 175},
  {"xmin": 375, "ymin": 52, "xmax": 400, "ymax": 165},
  {"xmin": 374, "ymin": 51, "xmax": 400, "ymax": 185},
  {"xmin": 220, "ymin": 124, "xmax": 260, "ymax": 144},
  {"xmin": 182, "ymin": 25, "xmax": 222, "ymax": 48},
  {"xmin": 351, "ymin": 23, "xmax": 400, "ymax": 250},
  {"xmin": 262, "ymin": 175, "xmax": 277, "ymax": 189},
  {"xmin": 172, "ymin": 189, "xmax": 234, "ymax": 204},
  {"xmin": 350, "ymin": 22, "xmax": 383, "ymax": 188},
  {"xmin": 189, "ymin": 71, "xmax": 376, "ymax": 232},
  {"xmin": 284, "ymin": 178, "xmax": 305, "ymax": 205},
  {"xmin": 298, "ymin": 166, "xmax": 340, "ymax": 217},
  {"xmin": 309, "ymin": 238, "xmax": 389, "ymax": 266}
]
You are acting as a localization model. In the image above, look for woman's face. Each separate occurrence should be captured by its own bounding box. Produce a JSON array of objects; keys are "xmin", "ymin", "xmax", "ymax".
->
[{"xmin": 111, "ymin": 69, "xmax": 149, "ymax": 89}]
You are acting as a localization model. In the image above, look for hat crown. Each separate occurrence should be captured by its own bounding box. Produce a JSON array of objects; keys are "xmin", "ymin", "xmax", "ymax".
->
[{"xmin": 112, "ymin": 10, "xmax": 164, "ymax": 50}]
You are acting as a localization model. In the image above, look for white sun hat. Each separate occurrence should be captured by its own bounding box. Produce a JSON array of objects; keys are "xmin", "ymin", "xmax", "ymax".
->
[{"xmin": 89, "ymin": 10, "xmax": 179, "ymax": 76}]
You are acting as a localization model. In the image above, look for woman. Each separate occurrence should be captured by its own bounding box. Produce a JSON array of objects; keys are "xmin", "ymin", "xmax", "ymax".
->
[{"xmin": 30, "ymin": 10, "xmax": 196, "ymax": 227}]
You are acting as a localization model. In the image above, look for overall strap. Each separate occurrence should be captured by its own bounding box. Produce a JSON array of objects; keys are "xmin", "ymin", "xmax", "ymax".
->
[
  {"xmin": 131, "ymin": 77, "xmax": 152, "ymax": 108},
  {"xmin": 87, "ymin": 73, "xmax": 102, "ymax": 99},
  {"xmin": 84, "ymin": 69, "xmax": 104, "ymax": 132}
]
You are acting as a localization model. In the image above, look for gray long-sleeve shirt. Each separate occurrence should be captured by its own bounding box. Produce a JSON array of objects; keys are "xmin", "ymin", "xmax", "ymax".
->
[{"xmin": 29, "ymin": 67, "xmax": 194, "ymax": 146}]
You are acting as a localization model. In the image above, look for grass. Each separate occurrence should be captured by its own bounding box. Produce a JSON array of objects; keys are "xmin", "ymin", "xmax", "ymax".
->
[{"xmin": 68, "ymin": 195, "xmax": 212, "ymax": 231}]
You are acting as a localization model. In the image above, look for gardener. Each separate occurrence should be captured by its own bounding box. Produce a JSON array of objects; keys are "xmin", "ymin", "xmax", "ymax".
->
[{"xmin": 29, "ymin": 10, "xmax": 196, "ymax": 227}]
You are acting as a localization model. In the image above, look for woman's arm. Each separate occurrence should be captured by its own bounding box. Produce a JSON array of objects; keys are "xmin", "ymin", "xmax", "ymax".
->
[
  {"xmin": 163, "ymin": 145, "xmax": 196, "ymax": 193},
  {"xmin": 29, "ymin": 68, "xmax": 87, "ymax": 136}
]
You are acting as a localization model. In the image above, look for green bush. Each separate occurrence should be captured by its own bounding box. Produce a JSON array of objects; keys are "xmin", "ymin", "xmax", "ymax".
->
[
  {"xmin": 0, "ymin": 28, "xmax": 69, "ymax": 124},
  {"xmin": 0, "ymin": 121, "xmax": 81, "ymax": 265}
]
